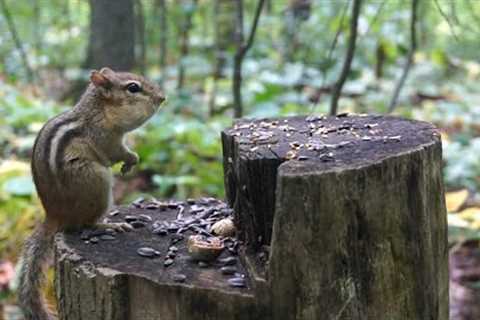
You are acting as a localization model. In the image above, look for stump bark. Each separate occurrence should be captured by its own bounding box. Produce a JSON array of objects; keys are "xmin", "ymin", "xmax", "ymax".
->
[
  {"xmin": 222, "ymin": 114, "xmax": 448, "ymax": 320},
  {"xmin": 55, "ymin": 199, "xmax": 265, "ymax": 320},
  {"xmin": 56, "ymin": 114, "xmax": 448, "ymax": 320}
]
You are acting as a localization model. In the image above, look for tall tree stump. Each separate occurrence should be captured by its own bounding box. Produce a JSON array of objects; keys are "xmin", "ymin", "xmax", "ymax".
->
[
  {"xmin": 55, "ymin": 114, "xmax": 448, "ymax": 320},
  {"xmin": 222, "ymin": 114, "xmax": 448, "ymax": 320}
]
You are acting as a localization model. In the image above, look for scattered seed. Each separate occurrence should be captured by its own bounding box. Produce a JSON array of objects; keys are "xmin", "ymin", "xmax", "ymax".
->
[
  {"xmin": 219, "ymin": 257, "xmax": 237, "ymax": 266},
  {"xmin": 108, "ymin": 210, "xmax": 120, "ymax": 217},
  {"xmin": 124, "ymin": 215, "xmax": 138, "ymax": 223},
  {"xmin": 138, "ymin": 214, "xmax": 152, "ymax": 222},
  {"xmin": 145, "ymin": 203, "xmax": 160, "ymax": 210},
  {"xmin": 220, "ymin": 266, "xmax": 237, "ymax": 275},
  {"xmin": 169, "ymin": 246, "xmax": 179, "ymax": 253},
  {"xmin": 168, "ymin": 203, "xmax": 179, "ymax": 209},
  {"xmin": 388, "ymin": 135, "xmax": 402, "ymax": 142},
  {"xmin": 99, "ymin": 234, "xmax": 116, "ymax": 241},
  {"xmin": 137, "ymin": 247, "xmax": 157, "ymax": 258},
  {"xmin": 167, "ymin": 225, "xmax": 179, "ymax": 233},
  {"xmin": 228, "ymin": 277, "xmax": 246, "ymax": 288},
  {"xmin": 130, "ymin": 221, "xmax": 147, "ymax": 229},
  {"xmin": 164, "ymin": 259, "xmax": 174, "ymax": 267},
  {"xmin": 90, "ymin": 237, "xmax": 99, "ymax": 244},
  {"xmin": 173, "ymin": 274, "xmax": 186, "ymax": 283},
  {"xmin": 153, "ymin": 227, "xmax": 168, "ymax": 236}
]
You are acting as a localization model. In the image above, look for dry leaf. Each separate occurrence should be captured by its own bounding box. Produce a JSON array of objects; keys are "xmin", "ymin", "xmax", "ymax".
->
[
  {"xmin": 459, "ymin": 207, "xmax": 480, "ymax": 221},
  {"xmin": 446, "ymin": 189, "xmax": 469, "ymax": 213}
]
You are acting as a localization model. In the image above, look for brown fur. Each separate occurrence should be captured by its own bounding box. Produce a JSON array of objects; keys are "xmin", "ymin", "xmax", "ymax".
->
[{"xmin": 18, "ymin": 68, "xmax": 165, "ymax": 319}]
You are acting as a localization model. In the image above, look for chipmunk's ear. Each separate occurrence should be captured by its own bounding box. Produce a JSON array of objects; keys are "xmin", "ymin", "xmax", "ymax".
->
[{"xmin": 90, "ymin": 69, "xmax": 113, "ymax": 89}]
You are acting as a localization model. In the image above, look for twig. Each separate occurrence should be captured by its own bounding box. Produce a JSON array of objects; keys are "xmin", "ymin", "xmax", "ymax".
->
[
  {"xmin": 433, "ymin": 0, "xmax": 459, "ymax": 41},
  {"xmin": 364, "ymin": 0, "xmax": 387, "ymax": 36},
  {"xmin": 388, "ymin": 0, "xmax": 418, "ymax": 113},
  {"xmin": 322, "ymin": 0, "xmax": 350, "ymax": 88},
  {"xmin": 0, "ymin": 0, "xmax": 34, "ymax": 82},
  {"xmin": 232, "ymin": 0, "xmax": 266, "ymax": 118},
  {"xmin": 329, "ymin": 0, "xmax": 362, "ymax": 116}
]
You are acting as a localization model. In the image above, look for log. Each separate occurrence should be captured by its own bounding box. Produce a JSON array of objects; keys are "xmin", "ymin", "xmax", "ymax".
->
[
  {"xmin": 55, "ymin": 114, "xmax": 448, "ymax": 320},
  {"xmin": 222, "ymin": 114, "xmax": 448, "ymax": 319}
]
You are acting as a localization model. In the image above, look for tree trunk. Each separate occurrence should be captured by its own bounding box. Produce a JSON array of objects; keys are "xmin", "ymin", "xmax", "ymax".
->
[
  {"xmin": 177, "ymin": 0, "xmax": 198, "ymax": 91},
  {"xmin": 156, "ymin": 0, "xmax": 167, "ymax": 84},
  {"xmin": 135, "ymin": 0, "xmax": 146, "ymax": 74},
  {"xmin": 209, "ymin": 0, "xmax": 236, "ymax": 116},
  {"xmin": 84, "ymin": 0, "xmax": 135, "ymax": 71}
]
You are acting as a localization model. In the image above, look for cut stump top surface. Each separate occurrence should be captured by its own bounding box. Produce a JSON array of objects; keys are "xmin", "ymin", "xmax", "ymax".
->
[
  {"xmin": 56, "ymin": 198, "xmax": 252, "ymax": 296},
  {"xmin": 223, "ymin": 114, "xmax": 440, "ymax": 175}
]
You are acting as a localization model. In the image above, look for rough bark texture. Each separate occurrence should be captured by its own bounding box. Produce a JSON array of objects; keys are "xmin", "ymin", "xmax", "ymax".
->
[
  {"xmin": 223, "ymin": 115, "xmax": 448, "ymax": 319},
  {"xmin": 56, "ymin": 115, "xmax": 448, "ymax": 320},
  {"xmin": 55, "ymin": 199, "xmax": 265, "ymax": 320},
  {"xmin": 85, "ymin": 0, "xmax": 135, "ymax": 71}
]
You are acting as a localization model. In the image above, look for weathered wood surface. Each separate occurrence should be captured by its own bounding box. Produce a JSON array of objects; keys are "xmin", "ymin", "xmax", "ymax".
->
[
  {"xmin": 223, "ymin": 114, "xmax": 448, "ymax": 320},
  {"xmin": 56, "ymin": 114, "xmax": 448, "ymax": 320},
  {"xmin": 55, "ymin": 199, "xmax": 266, "ymax": 320}
]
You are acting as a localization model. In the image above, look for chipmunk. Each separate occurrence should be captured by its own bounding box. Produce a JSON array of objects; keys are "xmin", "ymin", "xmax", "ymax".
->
[{"xmin": 18, "ymin": 67, "xmax": 165, "ymax": 320}]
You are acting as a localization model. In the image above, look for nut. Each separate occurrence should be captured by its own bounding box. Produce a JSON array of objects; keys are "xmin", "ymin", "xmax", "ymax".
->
[
  {"xmin": 210, "ymin": 218, "xmax": 236, "ymax": 237},
  {"xmin": 187, "ymin": 235, "xmax": 224, "ymax": 262}
]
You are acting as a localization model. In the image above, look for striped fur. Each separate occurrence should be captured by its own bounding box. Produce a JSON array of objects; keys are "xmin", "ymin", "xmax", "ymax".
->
[
  {"xmin": 18, "ymin": 223, "xmax": 56, "ymax": 320},
  {"xmin": 48, "ymin": 121, "xmax": 82, "ymax": 174},
  {"xmin": 21, "ymin": 114, "xmax": 82, "ymax": 320}
]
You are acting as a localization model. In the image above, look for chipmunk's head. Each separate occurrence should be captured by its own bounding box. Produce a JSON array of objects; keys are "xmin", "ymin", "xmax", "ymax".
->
[{"xmin": 89, "ymin": 67, "xmax": 166, "ymax": 132}]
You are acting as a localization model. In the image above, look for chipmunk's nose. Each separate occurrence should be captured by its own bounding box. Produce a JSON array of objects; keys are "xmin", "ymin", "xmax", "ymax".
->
[{"xmin": 153, "ymin": 93, "xmax": 166, "ymax": 105}]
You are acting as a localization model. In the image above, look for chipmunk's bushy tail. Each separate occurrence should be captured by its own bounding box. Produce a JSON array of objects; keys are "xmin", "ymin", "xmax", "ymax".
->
[{"xmin": 18, "ymin": 222, "xmax": 57, "ymax": 320}]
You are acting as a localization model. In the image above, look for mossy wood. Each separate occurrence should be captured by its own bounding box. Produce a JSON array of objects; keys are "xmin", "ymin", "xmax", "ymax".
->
[{"xmin": 55, "ymin": 114, "xmax": 448, "ymax": 320}]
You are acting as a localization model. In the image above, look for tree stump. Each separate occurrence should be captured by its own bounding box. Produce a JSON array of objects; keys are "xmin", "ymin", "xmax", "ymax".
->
[
  {"xmin": 55, "ymin": 199, "xmax": 266, "ymax": 320},
  {"xmin": 56, "ymin": 114, "xmax": 448, "ymax": 320},
  {"xmin": 222, "ymin": 114, "xmax": 448, "ymax": 320}
]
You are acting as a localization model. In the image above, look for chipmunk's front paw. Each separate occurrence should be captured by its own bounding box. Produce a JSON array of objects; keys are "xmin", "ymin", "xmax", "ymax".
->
[{"xmin": 121, "ymin": 152, "xmax": 139, "ymax": 175}]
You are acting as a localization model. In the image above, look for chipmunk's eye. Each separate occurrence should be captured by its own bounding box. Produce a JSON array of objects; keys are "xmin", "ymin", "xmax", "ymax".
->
[{"xmin": 126, "ymin": 82, "xmax": 142, "ymax": 93}]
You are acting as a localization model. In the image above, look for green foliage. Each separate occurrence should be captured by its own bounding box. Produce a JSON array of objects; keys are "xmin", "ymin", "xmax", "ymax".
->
[{"xmin": 0, "ymin": 0, "xmax": 479, "ymax": 272}]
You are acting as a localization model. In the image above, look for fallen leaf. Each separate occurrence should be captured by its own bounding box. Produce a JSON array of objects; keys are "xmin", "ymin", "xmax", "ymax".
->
[
  {"xmin": 459, "ymin": 207, "xmax": 480, "ymax": 222},
  {"xmin": 446, "ymin": 189, "xmax": 469, "ymax": 213}
]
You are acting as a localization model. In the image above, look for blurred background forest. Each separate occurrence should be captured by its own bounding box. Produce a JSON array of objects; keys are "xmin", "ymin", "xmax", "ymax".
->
[{"xmin": 1, "ymin": 0, "xmax": 480, "ymax": 318}]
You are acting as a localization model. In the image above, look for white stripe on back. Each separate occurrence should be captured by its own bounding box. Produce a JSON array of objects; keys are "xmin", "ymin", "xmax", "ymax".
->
[{"xmin": 49, "ymin": 121, "xmax": 81, "ymax": 174}]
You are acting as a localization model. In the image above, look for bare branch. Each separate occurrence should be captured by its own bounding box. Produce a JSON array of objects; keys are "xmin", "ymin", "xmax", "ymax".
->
[
  {"xmin": 364, "ymin": 0, "xmax": 387, "ymax": 36},
  {"xmin": 433, "ymin": 0, "xmax": 459, "ymax": 41},
  {"xmin": 329, "ymin": 0, "xmax": 362, "ymax": 116},
  {"xmin": 0, "ymin": 0, "xmax": 34, "ymax": 82},
  {"xmin": 242, "ymin": 0, "xmax": 265, "ymax": 54},
  {"xmin": 388, "ymin": 0, "xmax": 418, "ymax": 113},
  {"xmin": 326, "ymin": 1, "xmax": 350, "ymax": 67}
]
